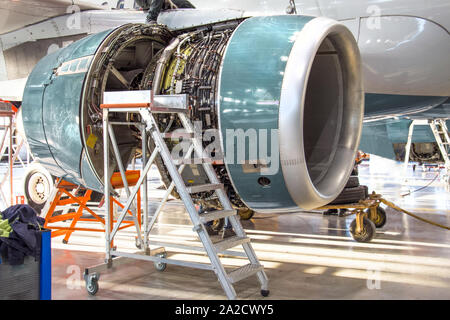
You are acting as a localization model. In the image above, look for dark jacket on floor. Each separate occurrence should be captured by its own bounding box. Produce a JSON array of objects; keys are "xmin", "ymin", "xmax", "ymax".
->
[{"xmin": 0, "ymin": 205, "xmax": 45, "ymax": 265}]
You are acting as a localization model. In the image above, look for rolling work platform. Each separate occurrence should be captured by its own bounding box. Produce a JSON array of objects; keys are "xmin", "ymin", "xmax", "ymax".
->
[
  {"xmin": 0, "ymin": 99, "xmax": 33, "ymax": 208},
  {"xmin": 40, "ymin": 171, "xmax": 142, "ymax": 244},
  {"xmin": 403, "ymin": 119, "xmax": 450, "ymax": 189},
  {"xmin": 84, "ymin": 91, "xmax": 269, "ymax": 300}
]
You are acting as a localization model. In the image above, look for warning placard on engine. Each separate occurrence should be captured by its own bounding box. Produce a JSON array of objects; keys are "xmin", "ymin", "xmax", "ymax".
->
[{"xmin": 86, "ymin": 134, "xmax": 98, "ymax": 149}]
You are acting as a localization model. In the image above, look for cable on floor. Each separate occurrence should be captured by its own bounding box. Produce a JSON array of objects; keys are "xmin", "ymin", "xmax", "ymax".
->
[
  {"xmin": 381, "ymin": 198, "xmax": 450, "ymax": 230},
  {"xmin": 400, "ymin": 173, "xmax": 440, "ymax": 197}
]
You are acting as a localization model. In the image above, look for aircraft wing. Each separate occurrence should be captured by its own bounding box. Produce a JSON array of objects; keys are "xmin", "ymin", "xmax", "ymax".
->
[
  {"xmin": 359, "ymin": 99, "xmax": 450, "ymax": 160},
  {"xmin": 0, "ymin": 0, "xmax": 104, "ymax": 35}
]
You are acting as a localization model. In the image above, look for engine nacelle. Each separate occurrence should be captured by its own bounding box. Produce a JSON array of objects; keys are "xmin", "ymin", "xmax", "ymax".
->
[{"xmin": 22, "ymin": 16, "xmax": 363, "ymax": 212}]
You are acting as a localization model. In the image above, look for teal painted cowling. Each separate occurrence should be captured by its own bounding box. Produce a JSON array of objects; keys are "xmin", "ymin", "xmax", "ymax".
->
[
  {"xmin": 22, "ymin": 30, "xmax": 113, "ymax": 191},
  {"xmin": 218, "ymin": 16, "xmax": 363, "ymax": 211}
]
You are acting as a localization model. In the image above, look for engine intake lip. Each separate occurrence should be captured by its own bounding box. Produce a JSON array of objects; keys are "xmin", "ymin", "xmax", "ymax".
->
[{"xmin": 279, "ymin": 17, "xmax": 364, "ymax": 210}]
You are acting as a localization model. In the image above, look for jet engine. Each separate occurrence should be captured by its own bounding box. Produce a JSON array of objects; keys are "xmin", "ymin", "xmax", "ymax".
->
[{"xmin": 22, "ymin": 15, "xmax": 363, "ymax": 212}]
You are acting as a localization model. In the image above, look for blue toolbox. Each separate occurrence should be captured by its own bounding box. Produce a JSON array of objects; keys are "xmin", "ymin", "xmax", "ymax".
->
[{"xmin": 0, "ymin": 229, "xmax": 51, "ymax": 300}]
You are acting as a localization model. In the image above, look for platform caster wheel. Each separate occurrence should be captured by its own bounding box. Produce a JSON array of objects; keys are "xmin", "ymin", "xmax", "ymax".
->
[
  {"xmin": 85, "ymin": 274, "xmax": 99, "ymax": 296},
  {"xmin": 260, "ymin": 290, "xmax": 270, "ymax": 297},
  {"xmin": 135, "ymin": 237, "xmax": 142, "ymax": 249},
  {"xmin": 238, "ymin": 208, "xmax": 255, "ymax": 220},
  {"xmin": 350, "ymin": 217, "xmax": 376, "ymax": 243},
  {"xmin": 62, "ymin": 239, "xmax": 68, "ymax": 244},
  {"xmin": 372, "ymin": 207, "xmax": 387, "ymax": 228},
  {"xmin": 154, "ymin": 252, "xmax": 167, "ymax": 272},
  {"xmin": 111, "ymin": 246, "xmax": 118, "ymax": 258}
]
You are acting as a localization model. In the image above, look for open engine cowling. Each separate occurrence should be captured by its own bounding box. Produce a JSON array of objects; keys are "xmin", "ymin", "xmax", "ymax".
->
[{"xmin": 22, "ymin": 15, "xmax": 363, "ymax": 212}]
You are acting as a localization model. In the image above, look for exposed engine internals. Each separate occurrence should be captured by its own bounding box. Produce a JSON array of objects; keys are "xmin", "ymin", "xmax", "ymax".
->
[{"xmin": 83, "ymin": 22, "xmax": 245, "ymax": 211}]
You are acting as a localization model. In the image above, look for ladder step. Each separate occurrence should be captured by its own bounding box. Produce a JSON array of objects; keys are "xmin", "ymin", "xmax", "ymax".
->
[
  {"xmin": 187, "ymin": 183, "xmax": 223, "ymax": 194},
  {"xmin": 227, "ymin": 263, "xmax": 264, "ymax": 284},
  {"xmin": 162, "ymin": 132, "xmax": 194, "ymax": 139},
  {"xmin": 173, "ymin": 158, "xmax": 215, "ymax": 165},
  {"xmin": 199, "ymin": 210, "xmax": 236, "ymax": 224},
  {"xmin": 214, "ymin": 236, "xmax": 250, "ymax": 252}
]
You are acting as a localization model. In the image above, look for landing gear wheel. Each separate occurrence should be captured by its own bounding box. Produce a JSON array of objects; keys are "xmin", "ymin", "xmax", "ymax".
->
[
  {"xmin": 371, "ymin": 206, "xmax": 387, "ymax": 228},
  {"xmin": 22, "ymin": 162, "xmax": 54, "ymax": 214},
  {"xmin": 154, "ymin": 252, "xmax": 167, "ymax": 272},
  {"xmin": 261, "ymin": 289, "xmax": 270, "ymax": 297},
  {"xmin": 85, "ymin": 274, "xmax": 99, "ymax": 296},
  {"xmin": 238, "ymin": 208, "xmax": 255, "ymax": 220},
  {"xmin": 350, "ymin": 217, "xmax": 376, "ymax": 243}
]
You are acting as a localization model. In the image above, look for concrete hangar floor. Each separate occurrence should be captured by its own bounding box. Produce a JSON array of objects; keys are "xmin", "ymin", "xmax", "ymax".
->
[{"xmin": 35, "ymin": 156, "xmax": 450, "ymax": 300}]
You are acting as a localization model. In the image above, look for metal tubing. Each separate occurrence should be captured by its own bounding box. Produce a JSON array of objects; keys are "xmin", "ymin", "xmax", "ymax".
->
[
  {"xmin": 103, "ymin": 109, "xmax": 112, "ymax": 263},
  {"xmin": 108, "ymin": 123, "xmax": 144, "ymax": 248},
  {"xmin": 108, "ymin": 123, "xmax": 130, "ymax": 196},
  {"xmin": 403, "ymin": 121, "xmax": 415, "ymax": 176},
  {"xmin": 84, "ymin": 248, "xmax": 166, "ymax": 276},
  {"xmin": 13, "ymin": 138, "xmax": 25, "ymax": 167},
  {"xmin": 142, "ymin": 125, "xmax": 149, "ymax": 252},
  {"xmin": 152, "ymin": 37, "xmax": 182, "ymax": 99},
  {"xmin": 100, "ymin": 103, "xmax": 150, "ymax": 109},
  {"xmin": 146, "ymin": 240, "xmax": 247, "ymax": 258},
  {"xmin": 147, "ymin": 112, "xmax": 237, "ymax": 299},
  {"xmin": 112, "ymin": 250, "xmax": 214, "ymax": 271},
  {"xmin": 146, "ymin": 144, "xmax": 194, "ymax": 237},
  {"xmin": 169, "ymin": 34, "xmax": 194, "ymax": 93},
  {"xmin": 110, "ymin": 147, "xmax": 159, "ymax": 240},
  {"xmin": 0, "ymin": 122, "xmax": 8, "ymax": 163},
  {"xmin": 8, "ymin": 118, "xmax": 12, "ymax": 206}
]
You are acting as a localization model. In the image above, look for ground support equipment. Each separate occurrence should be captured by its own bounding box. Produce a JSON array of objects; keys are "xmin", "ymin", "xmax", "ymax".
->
[
  {"xmin": 318, "ymin": 192, "xmax": 385, "ymax": 243},
  {"xmin": 319, "ymin": 191, "xmax": 450, "ymax": 242},
  {"xmin": 83, "ymin": 92, "xmax": 269, "ymax": 300},
  {"xmin": 403, "ymin": 119, "xmax": 450, "ymax": 190},
  {"xmin": 40, "ymin": 172, "xmax": 142, "ymax": 245}
]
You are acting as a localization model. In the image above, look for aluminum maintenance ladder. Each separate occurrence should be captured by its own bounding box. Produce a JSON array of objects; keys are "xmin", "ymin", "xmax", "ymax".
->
[
  {"xmin": 429, "ymin": 119, "xmax": 450, "ymax": 170},
  {"xmin": 429, "ymin": 119, "xmax": 450, "ymax": 189},
  {"xmin": 403, "ymin": 119, "xmax": 450, "ymax": 190},
  {"xmin": 84, "ymin": 91, "xmax": 269, "ymax": 300}
]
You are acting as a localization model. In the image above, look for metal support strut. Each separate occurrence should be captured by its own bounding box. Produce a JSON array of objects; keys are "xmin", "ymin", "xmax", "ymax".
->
[{"xmin": 84, "ymin": 91, "xmax": 269, "ymax": 300}]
